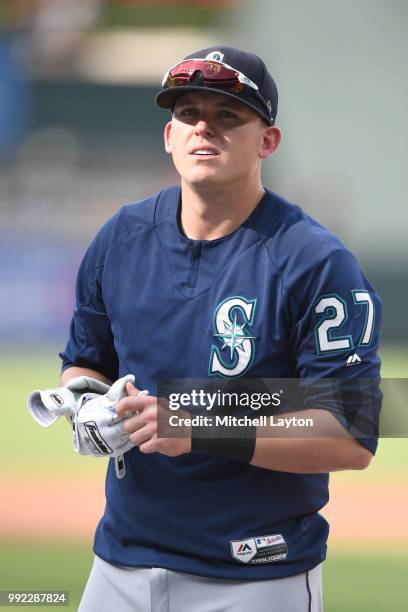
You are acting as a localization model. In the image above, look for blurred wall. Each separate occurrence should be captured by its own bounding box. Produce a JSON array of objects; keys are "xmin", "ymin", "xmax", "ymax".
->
[{"xmin": 235, "ymin": 0, "xmax": 408, "ymax": 262}]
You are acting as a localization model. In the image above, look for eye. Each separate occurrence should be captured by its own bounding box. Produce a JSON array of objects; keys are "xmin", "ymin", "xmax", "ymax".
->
[
  {"xmin": 175, "ymin": 106, "xmax": 197, "ymax": 117},
  {"xmin": 219, "ymin": 109, "xmax": 237, "ymax": 119}
]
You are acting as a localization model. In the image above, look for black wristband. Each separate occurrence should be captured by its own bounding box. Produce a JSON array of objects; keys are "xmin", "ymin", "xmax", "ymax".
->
[{"xmin": 191, "ymin": 423, "xmax": 256, "ymax": 463}]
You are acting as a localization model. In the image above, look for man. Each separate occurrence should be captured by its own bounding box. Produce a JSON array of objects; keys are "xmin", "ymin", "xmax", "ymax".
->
[{"xmin": 57, "ymin": 47, "xmax": 381, "ymax": 611}]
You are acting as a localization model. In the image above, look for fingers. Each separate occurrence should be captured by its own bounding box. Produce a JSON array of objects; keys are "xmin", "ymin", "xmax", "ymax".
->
[
  {"xmin": 123, "ymin": 403, "xmax": 158, "ymax": 433},
  {"xmin": 116, "ymin": 393, "xmax": 155, "ymax": 418},
  {"xmin": 125, "ymin": 382, "xmax": 150, "ymax": 399},
  {"xmin": 139, "ymin": 437, "xmax": 159, "ymax": 454},
  {"xmin": 122, "ymin": 403, "xmax": 160, "ymax": 447},
  {"xmin": 130, "ymin": 424, "xmax": 156, "ymax": 447},
  {"xmin": 125, "ymin": 381, "xmax": 140, "ymax": 396},
  {"xmin": 115, "ymin": 394, "xmax": 191, "ymax": 457},
  {"xmin": 138, "ymin": 434, "xmax": 192, "ymax": 456},
  {"xmin": 122, "ymin": 413, "xmax": 146, "ymax": 434}
]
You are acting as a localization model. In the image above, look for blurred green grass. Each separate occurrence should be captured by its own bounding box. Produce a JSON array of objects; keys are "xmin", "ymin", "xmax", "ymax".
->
[
  {"xmin": 2, "ymin": 349, "xmax": 105, "ymax": 476},
  {"xmin": 0, "ymin": 541, "xmax": 406, "ymax": 612},
  {"xmin": 323, "ymin": 552, "xmax": 408, "ymax": 612},
  {"xmin": 0, "ymin": 542, "xmax": 92, "ymax": 612}
]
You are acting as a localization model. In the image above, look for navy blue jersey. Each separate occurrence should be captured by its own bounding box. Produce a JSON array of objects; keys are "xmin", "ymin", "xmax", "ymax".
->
[{"xmin": 60, "ymin": 186, "xmax": 381, "ymax": 579}]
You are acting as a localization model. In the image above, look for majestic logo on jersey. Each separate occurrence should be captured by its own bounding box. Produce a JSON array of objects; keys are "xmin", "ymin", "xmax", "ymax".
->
[
  {"xmin": 231, "ymin": 534, "xmax": 288, "ymax": 564},
  {"xmin": 231, "ymin": 538, "xmax": 257, "ymax": 563},
  {"xmin": 237, "ymin": 543, "xmax": 252, "ymax": 552},
  {"xmin": 209, "ymin": 296, "xmax": 257, "ymax": 378}
]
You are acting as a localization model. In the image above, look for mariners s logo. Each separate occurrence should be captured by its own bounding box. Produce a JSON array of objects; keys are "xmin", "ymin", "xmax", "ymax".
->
[{"xmin": 209, "ymin": 296, "xmax": 257, "ymax": 378}]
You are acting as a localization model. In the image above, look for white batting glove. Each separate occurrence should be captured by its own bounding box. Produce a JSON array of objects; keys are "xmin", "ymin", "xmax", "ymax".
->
[
  {"xmin": 27, "ymin": 376, "xmax": 111, "ymax": 427},
  {"xmin": 73, "ymin": 374, "xmax": 149, "ymax": 458}
]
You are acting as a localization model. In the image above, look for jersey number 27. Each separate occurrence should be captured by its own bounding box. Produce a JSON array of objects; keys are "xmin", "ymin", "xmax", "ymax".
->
[{"xmin": 314, "ymin": 290, "xmax": 374, "ymax": 354}]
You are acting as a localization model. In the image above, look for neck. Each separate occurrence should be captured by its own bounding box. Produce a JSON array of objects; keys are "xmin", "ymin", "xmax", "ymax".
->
[{"xmin": 179, "ymin": 178, "xmax": 265, "ymax": 241}]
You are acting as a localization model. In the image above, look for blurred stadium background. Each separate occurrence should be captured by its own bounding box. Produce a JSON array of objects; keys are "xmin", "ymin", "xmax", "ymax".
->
[{"xmin": 0, "ymin": 0, "xmax": 407, "ymax": 610}]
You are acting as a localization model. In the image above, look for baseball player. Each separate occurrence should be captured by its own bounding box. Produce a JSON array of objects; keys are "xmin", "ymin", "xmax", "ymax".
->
[{"xmin": 30, "ymin": 46, "xmax": 382, "ymax": 611}]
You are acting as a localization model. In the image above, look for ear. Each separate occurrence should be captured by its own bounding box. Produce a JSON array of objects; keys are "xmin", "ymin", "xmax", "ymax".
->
[
  {"xmin": 164, "ymin": 121, "xmax": 173, "ymax": 154},
  {"xmin": 259, "ymin": 125, "xmax": 282, "ymax": 160}
]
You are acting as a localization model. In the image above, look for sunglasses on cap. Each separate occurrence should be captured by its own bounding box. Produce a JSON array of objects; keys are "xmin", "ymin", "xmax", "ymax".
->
[{"xmin": 162, "ymin": 58, "xmax": 260, "ymax": 95}]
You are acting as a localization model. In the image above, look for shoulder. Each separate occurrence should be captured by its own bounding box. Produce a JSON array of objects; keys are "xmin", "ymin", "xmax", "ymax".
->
[
  {"xmin": 260, "ymin": 190, "xmax": 369, "ymax": 299},
  {"xmin": 85, "ymin": 185, "xmax": 179, "ymax": 268},
  {"xmin": 261, "ymin": 189, "xmax": 348, "ymax": 262}
]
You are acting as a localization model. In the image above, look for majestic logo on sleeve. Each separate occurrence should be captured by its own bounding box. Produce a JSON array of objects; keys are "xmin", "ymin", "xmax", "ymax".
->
[{"xmin": 209, "ymin": 296, "xmax": 257, "ymax": 378}]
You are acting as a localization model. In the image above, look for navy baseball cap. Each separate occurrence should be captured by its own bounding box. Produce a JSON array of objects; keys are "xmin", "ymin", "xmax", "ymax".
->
[{"xmin": 156, "ymin": 46, "xmax": 278, "ymax": 125}]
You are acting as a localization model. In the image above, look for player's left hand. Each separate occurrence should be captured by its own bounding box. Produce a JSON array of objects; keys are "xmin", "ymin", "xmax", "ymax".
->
[{"xmin": 116, "ymin": 382, "xmax": 192, "ymax": 457}]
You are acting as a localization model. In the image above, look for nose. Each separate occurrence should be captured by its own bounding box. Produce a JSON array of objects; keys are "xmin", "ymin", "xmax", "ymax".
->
[{"xmin": 194, "ymin": 117, "xmax": 216, "ymax": 137}]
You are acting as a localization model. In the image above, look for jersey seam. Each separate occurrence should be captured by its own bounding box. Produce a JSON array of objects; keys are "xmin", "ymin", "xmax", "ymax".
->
[
  {"xmin": 76, "ymin": 278, "xmax": 105, "ymax": 312},
  {"xmin": 103, "ymin": 224, "xmax": 151, "ymax": 266},
  {"xmin": 92, "ymin": 190, "xmax": 163, "ymax": 272},
  {"xmin": 70, "ymin": 282, "xmax": 117, "ymax": 379},
  {"xmin": 264, "ymin": 210, "xmax": 359, "ymax": 308},
  {"xmin": 306, "ymin": 570, "xmax": 312, "ymax": 612},
  {"xmin": 263, "ymin": 239, "xmax": 304, "ymax": 307}
]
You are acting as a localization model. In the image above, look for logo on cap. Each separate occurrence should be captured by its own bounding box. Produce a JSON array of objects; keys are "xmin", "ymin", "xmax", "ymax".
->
[
  {"xmin": 267, "ymin": 100, "xmax": 272, "ymax": 115},
  {"xmin": 206, "ymin": 51, "xmax": 225, "ymax": 62}
]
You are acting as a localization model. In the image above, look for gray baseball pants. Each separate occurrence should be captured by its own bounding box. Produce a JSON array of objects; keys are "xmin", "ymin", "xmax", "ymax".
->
[{"xmin": 78, "ymin": 555, "xmax": 323, "ymax": 612}]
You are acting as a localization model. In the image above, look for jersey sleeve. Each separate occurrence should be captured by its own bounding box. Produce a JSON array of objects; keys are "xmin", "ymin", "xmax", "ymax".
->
[
  {"xmin": 59, "ymin": 224, "xmax": 119, "ymax": 382},
  {"xmin": 287, "ymin": 246, "xmax": 382, "ymax": 454}
]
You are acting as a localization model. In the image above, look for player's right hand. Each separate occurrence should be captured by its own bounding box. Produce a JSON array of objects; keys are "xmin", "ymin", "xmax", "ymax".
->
[{"xmin": 116, "ymin": 382, "xmax": 192, "ymax": 457}]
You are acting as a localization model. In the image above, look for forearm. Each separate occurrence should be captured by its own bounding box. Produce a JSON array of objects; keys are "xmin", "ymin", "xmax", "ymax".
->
[
  {"xmin": 113, "ymin": 396, "xmax": 374, "ymax": 471},
  {"xmin": 59, "ymin": 366, "xmax": 112, "ymax": 386},
  {"xmin": 249, "ymin": 409, "xmax": 372, "ymax": 473}
]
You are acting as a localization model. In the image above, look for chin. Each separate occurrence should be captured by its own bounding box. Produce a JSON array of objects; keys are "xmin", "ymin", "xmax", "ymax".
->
[
  {"xmin": 186, "ymin": 168, "xmax": 226, "ymax": 186},
  {"xmin": 189, "ymin": 177, "xmax": 224, "ymax": 191}
]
